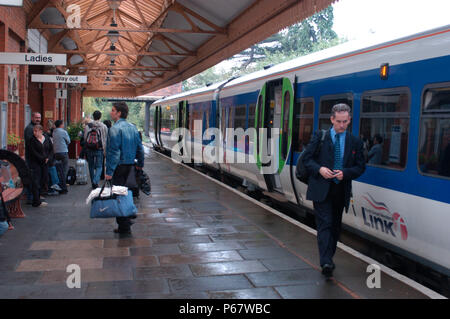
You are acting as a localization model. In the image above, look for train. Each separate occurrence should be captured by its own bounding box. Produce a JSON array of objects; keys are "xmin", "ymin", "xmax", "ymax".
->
[{"xmin": 148, "ymin": 25, "xmax": 450, "ymax": 277}]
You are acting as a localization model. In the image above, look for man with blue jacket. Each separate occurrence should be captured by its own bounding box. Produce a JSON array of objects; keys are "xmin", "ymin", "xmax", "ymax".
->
[{"xmin": 105, "ymin": 102, "xmax": 144, "ymax": 234}]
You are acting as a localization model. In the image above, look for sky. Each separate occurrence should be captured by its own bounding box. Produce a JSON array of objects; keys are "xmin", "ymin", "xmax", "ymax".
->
[
  {"xmin": 332, "ymin": 0, "xmax": 450, "ymax": 40},
  {"xmin": 212, "ymin": 0, "xmax": 450, "ymax": 73}
]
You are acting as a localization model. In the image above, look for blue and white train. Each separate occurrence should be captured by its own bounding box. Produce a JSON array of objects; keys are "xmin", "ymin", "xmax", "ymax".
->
[{"xmin": 149, "ymin": 26, "xmax": 450, "ymax": 276}]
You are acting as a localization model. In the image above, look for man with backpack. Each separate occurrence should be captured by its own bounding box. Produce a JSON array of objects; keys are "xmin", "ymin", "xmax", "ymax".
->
[
  {"xmin": 302, "ymin": 104, "xmax": 365, "ymax": 279},
  {"xmin": 84, "ymin": 111, "xmax": 108, "ymax": 189}
]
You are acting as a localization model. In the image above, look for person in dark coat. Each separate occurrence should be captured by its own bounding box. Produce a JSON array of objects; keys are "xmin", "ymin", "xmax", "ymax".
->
[
  {"xmin": 29, "ymin": 125, "xmax": 53, "ymax": 207},
  {"xmin": 302, "ymin": 103, "xmax": 366, "ymax": 278}
]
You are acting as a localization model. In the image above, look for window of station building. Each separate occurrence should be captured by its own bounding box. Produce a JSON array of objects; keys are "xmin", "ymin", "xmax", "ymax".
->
[
  {"xmin": 360, "ymin": 88, "xmax": 410, "ymax": 169},
  {"xmin": 295, "ymin": 98, "xmax": 314, "ymax": 152},
  {"xmin": 418, "ymin": 84, "xmax": 450, "ymax": 179},
  {"xmin": 319, "ymin": 94, "xmax": 353, "ymax": 131},
  {"xmin": 234, "ymin": 105, "xmax": 247, "ymax": 130}
]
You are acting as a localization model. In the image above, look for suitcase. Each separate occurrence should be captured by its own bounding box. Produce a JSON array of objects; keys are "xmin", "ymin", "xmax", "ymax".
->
[
  {"xmin": 67, "ymin": 166, "xmax": 76, "ymax": 185},
  {"xmin": 76, "ymin": 159, "xmax": 89, "ymax": 185}
]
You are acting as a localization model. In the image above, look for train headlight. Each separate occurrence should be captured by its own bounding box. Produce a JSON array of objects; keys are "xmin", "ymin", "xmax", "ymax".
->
[{"xmin": 380, "ymin": 63, "xmax": 389, "ymax": 80}]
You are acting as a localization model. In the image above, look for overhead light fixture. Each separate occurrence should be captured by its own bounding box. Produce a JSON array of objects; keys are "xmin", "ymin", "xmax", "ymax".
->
[
  {"xmin": 107, "ymin": 70, "xmax": 113, "ymax": 75},
  {"xmin": 106, "ymin": 0, "xmax": 124, "ymax": 10},
  {"xmin": 107, "ymin": 44, "xmax": 119, "ymax": 57},
  {"xmin": 110, "ymin": 58, "xmax": 116, "ymax": 66},
  {"xmin": 106, "ymin": 22, "xmax": 120, "ymax": 44},
  {"xmin": 105, "ymin": 76, "xmax": 112, "ymax": 82}
]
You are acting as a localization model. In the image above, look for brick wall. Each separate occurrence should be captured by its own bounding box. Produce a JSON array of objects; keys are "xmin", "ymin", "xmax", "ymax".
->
[{"xmin": 0, "ymin": 7, "xmax": 27, "ymax": 155}]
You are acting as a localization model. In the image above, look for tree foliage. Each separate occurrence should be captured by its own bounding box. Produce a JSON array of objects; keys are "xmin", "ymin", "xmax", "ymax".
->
[
  {"xmin": 81, "ymin": 97, "xmax": 145, "ymax": 132},
  {"xmin": 183, "ymin": 5, "xmax": 343, "ymax": 91}
]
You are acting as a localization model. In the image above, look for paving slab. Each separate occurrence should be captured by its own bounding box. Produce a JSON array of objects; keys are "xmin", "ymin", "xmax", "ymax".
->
[{"xmin": 0, "ymin": 149, "xmax": 433, "ymax": 299}]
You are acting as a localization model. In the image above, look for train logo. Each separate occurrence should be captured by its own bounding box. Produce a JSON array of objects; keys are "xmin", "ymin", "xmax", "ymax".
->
[{"xmin": 361, "ymin": 193, "xmax": 408, "ymax": 241}]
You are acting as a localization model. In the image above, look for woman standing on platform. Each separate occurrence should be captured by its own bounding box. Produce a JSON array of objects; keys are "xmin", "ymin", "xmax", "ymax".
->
[{"xmin": 29, "ymin": 125, "xmax": 53, "ymax": 207}]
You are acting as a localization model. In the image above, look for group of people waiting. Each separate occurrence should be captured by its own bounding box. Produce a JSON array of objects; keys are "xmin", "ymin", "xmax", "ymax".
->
[
  {"xmin": 24, "ymin": 113, "xmax": 71, "ymax": 207},
  {"xmin": 23, "ymin": 103, "xmax": 144, "ymax": 236}
]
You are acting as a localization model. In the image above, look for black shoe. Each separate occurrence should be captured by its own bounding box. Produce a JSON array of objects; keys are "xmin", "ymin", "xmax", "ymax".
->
[
  {"xmin": 59, "ymin": 190, "xmax": 68, "ymax": 194},
  {"xmin": 92, "ymin": 184, "xmax": 98, "ymax": 190},
  {"xmin": 322, "ymin": 264, "xmax": 334, "ymax": 278},
  {"xmin": 113, "ymin": 228, "xmax": 131, "ymax": 234}
]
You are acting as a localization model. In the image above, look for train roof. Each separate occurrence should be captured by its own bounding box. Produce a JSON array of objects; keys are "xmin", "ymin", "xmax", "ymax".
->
[{"xmin": 153, "ymin": 24, "xmax": 450, "ymax": 105}]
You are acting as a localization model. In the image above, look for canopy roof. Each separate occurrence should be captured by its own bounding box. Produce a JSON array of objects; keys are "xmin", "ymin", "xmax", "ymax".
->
[{"xmin": 24, "ymin": 0, "xmax": 336, "ymax": 97}]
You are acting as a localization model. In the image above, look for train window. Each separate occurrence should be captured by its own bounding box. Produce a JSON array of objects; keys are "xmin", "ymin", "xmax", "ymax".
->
[
  {"xmin": 360, "ymin": 88, "xmax": 410, "ymax": 169},
  {"xmin": 189, "ymin": 107, "xmax": 202, "ymax": 141},
  {"xmin": 234, "ymin": 105, "xmax": 247, "ymax": 129},
  {"xmin": 418, "ymin": 84, "xmax": 450, "ymax": 179},
  {"xmin": 319, "ymin": 94, "xmax": 353, "ymax": 131},
  {"xmin": 281, "ymin": 91, "xmax": 291, "ymax": 160},
  {"xmin": 161, "ymin": 105, "xmax": 177, "ymax": 134},
  {"xmin": 248, "ymin": 103, "xmax": 256, "ymax": 129},
  {"xmin": 295, "ymin": 98, "xmax": 314, "ymax": 152}
]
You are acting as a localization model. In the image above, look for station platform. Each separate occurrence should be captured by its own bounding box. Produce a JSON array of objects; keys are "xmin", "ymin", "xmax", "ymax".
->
[{"xmin": 0, "ymin": 148, "xmax": 441, "ymax": 299}]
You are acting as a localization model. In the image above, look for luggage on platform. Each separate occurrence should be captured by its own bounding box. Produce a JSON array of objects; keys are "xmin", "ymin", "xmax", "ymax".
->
[
  {"xmin": 76, "ymin": 159, "xmax": 88, "ymax": 185},
  {"xmin": 67, "ymin": 166, "xmax": 76, "ymax": 185}
]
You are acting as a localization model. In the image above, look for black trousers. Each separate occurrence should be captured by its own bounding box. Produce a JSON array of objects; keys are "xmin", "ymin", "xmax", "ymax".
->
[
  {"xmin": 30, "ymin": 163, "xmax": 48, "ymax": 207},
  {"xmin": 112, "ymin": 164, "xmax": 134, "ymax": 232},
  {"xmin": 313, "ymin": 182, "xmax": 345, "ymax": 267}
]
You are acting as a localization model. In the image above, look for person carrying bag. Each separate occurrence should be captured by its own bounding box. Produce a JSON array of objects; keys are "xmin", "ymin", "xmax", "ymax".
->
[{"xmin": 90, "ymin": 180, "xmax": 137, "ymax": 219}]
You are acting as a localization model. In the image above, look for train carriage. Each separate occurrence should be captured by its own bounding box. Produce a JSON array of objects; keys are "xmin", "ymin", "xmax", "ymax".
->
[{"xmin": 150, "ymin": 25, "xmax": 450, "ymax": 276}]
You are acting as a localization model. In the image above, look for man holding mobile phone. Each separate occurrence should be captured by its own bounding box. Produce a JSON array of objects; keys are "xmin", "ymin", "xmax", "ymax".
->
[{"xmin": 302, "ymin": 104, "xmax": 366, "ymax": 278}]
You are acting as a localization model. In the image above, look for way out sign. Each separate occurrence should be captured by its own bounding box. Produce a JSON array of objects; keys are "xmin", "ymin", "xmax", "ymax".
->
[
  {"xmin": 0, "ymin": 53, "xmax": 66, "ymax": 65},
  {"xmin": 32, "ymin": 74, "xmax": 87, "ymax": 84}
]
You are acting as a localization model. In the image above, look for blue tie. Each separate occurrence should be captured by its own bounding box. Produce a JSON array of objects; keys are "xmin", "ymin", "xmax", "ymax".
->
[{"xmin": 333, "ymin": 133, "xmax": 342, "ymax": 184}]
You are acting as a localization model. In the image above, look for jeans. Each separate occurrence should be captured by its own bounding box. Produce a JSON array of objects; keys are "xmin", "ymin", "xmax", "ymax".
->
[
  {"xmin": 0, "ymin": 220, "xmax": 8, "ymax": 237},
  {"xmin": 54, "ymin": 152, "xmax": 69, "ymax": 191},
  {"xmin": 86, "ymin": 150, "xmax": 103, "ymax": 186}
]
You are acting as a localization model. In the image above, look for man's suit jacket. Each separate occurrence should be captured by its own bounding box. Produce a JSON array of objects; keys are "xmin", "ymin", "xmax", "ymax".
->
[{"xmin": 302, "ymin": 129, "xmax": 366, "ymax": 211}]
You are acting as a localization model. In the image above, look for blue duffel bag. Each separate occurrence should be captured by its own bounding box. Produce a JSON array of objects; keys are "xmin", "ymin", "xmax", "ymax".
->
[{"xmin": 90, "ymin": 181, "xmax": 137, "ymax": 219}]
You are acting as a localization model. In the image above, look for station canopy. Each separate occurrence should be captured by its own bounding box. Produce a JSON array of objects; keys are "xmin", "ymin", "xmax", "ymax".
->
[{"xmin": 24, "ymin": 0, "xmax": 336, "ymax": 97}]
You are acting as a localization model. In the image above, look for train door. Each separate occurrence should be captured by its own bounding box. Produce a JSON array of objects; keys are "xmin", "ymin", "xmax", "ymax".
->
[
  {"xmin": 155, "ymin": 106, "xmax": 162, "ymax": 147},
  {"xmin": 255, "ymin": 78, "xmax": 294, "ymax": 194}
]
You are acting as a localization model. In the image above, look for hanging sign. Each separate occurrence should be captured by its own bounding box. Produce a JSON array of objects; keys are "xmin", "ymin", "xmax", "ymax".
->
[
  {"xmin": 32, "ymin": 74, "xmax": 87, "ymax": 84},
  {"xmin": 0, "ymin": 53, "xmax": 66, "ymax": 65},
  {"xmin": 0, "ymin": 0, "xmax": 23, "ymax": 6}
]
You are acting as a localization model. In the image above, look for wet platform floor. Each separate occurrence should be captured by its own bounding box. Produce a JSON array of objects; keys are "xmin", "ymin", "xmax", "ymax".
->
[{"xmin": 0, "ymin": 149, "xmax": 431, "ymax": 299}]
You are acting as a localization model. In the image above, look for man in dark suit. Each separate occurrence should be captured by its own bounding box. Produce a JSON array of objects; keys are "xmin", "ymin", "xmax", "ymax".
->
[{"xmin": 302, "ymin": 103, "xmax": 365, "ymax": 278}]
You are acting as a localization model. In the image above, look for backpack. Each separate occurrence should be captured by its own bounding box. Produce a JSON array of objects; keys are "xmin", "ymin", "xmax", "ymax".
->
[
  {"xmin": 295, "ymin": 130, "xmax": 327, "ymax": 184},
  {"xmin": 86, "ymin": 123, "xmax": 102, "ymax": 150},
  {"xmin": 67, "ymin": 166, "xmax": 77, "ymax": 185}
]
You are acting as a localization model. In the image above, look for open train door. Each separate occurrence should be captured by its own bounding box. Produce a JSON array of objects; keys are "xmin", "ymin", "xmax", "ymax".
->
[
  {"xmin": 255, "ymin": 78, "xmax": 294, "ymax": 199},
  {"xmin": 155, "ymin": 105, "xmax": 163, "ymax": 148},
  {"xmin": 177, "ymin": 101, "xmax": 189, "ymax": 158}
]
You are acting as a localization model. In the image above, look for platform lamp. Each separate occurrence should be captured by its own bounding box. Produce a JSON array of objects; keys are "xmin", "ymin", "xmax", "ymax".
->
[
  {"xmin": 106, "ymin": 1, "xmax": 123, "ymax": 45},
  {"xmin": 106, "ymin": 0, "xmax": 124, "ymax": 10}
]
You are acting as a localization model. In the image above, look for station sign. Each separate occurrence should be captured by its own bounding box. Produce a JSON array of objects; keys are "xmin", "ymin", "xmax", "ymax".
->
[
  {"xmin": 32, "ymin": 74, "xmax": 87, "ymax": 84},
  {"xmin": 0, "ymin": 0, "xmax": 23, "ymax": 6},
  {"xmin": 0, "ymin": 53, "xmax": 66, "ymax": 66}
]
